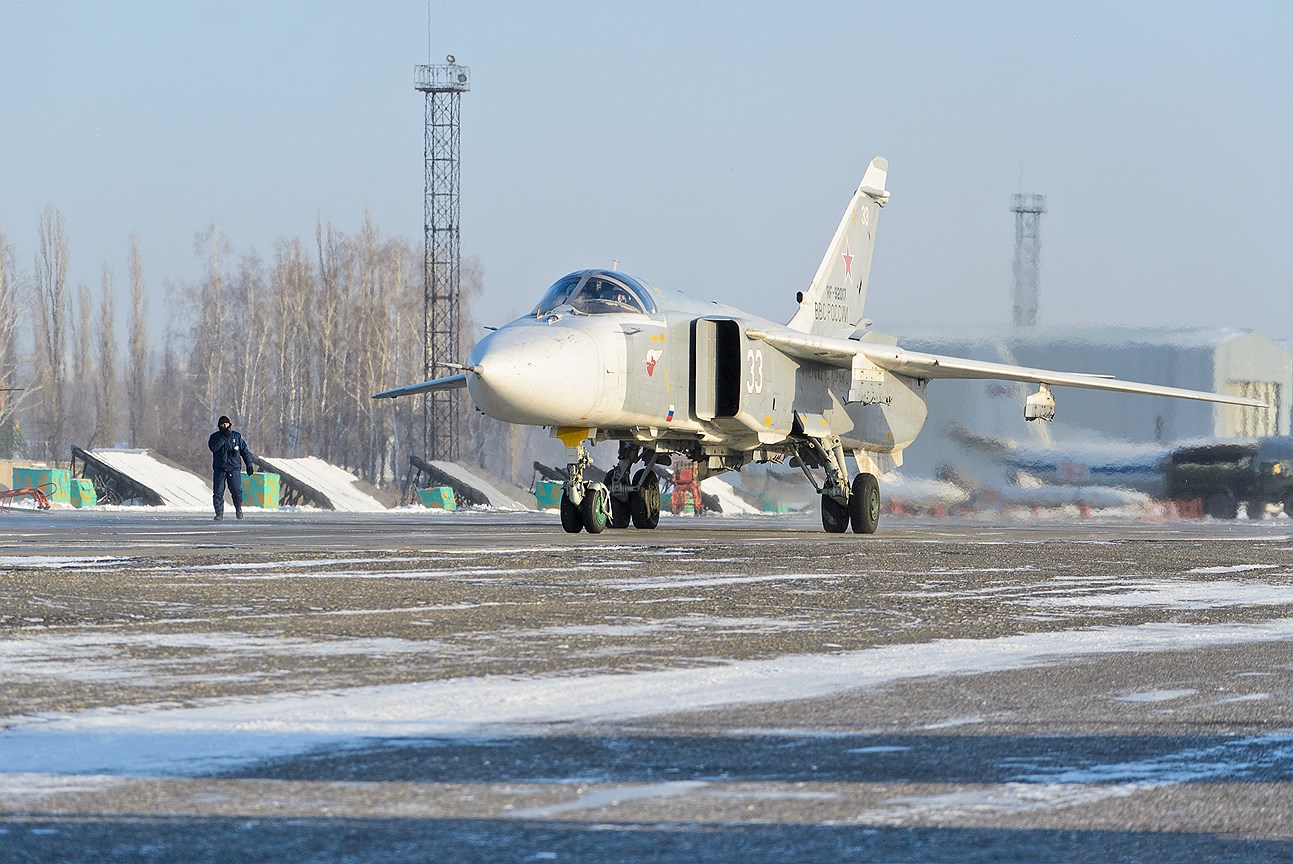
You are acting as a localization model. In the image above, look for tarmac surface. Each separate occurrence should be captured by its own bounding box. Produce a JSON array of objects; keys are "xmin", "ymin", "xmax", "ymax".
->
[{"xmin": 3, "ymin": 508, "xmax": 1293, "ymax": 862}]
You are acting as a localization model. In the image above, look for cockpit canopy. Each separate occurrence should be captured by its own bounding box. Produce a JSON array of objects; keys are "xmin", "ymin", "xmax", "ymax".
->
[{"xmin": 531, "ymin": 270, "xmax": 657, "ymax": 317}]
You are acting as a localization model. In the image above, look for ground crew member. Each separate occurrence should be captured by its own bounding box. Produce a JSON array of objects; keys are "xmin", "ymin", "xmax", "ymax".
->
[{"xmin": 208, "ymin": 414, "xmax": 256, "ymax": 520}]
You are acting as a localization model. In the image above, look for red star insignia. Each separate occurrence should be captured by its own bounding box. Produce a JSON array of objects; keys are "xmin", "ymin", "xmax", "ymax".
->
[{"xmin": 842, "ymin": 242, "xmax": 854, "ymax": 276}]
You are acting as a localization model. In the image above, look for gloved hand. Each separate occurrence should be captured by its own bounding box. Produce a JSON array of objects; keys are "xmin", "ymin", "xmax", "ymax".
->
[{"xmin": 248, "ymin": 466, "xmax": 256, "ymax": 476}]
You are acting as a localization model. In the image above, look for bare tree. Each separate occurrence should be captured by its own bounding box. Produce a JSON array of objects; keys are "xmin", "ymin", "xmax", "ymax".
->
[
  {"xmin": 153, "ymin": 322, "xmax": 190, "ymax": 468},
  {"xmin": 126, "ymin": 233, "xmax": 149, "ymax": 446},
  {"xmin": 0, "ymin": 231, "xmax": 24, "ymax": 458},
  {"xmin": 91, "ymin": 263, "xmax": 118, "ymax": 449},
  {"xmin": 70, "ymin": 282, "xmax": 95, "ymax": 446},
  {"xmin": 227, "ymin": 251, "xmax": 271, "ymax": 432},
  {"xmin": 31, "ymin": 206, "xmax": 70, "ymax": 463},
  {"xmin": 315, "ymin": 219, "xmax": 347, "ymax": 464},
  {"xmin": 271, "ymin": 237, "xmax": 314, "ymax": 455},
  {"xmin": 7, "ymin": 211, "xmax": 486, "ymax": 488},
  {"xmin": 185, "ymin": 224, "xmax": 232, "ymax": 446}
]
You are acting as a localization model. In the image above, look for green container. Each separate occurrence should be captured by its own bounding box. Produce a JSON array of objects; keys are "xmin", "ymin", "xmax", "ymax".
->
[
  {"xmin": 417, "ymin": 486, "xmax": 457, "ymax": 511},
  {"xmin": 13, "ymin": 467, "xmax": 71, "ymax": 505},
  {"xmin": 533, "ymin": 480, "xmax": 563, "ymax": 510},
  {"xmin": 241, "ymin": 472, "xmax": 281, "ymax": 509},
  {"xmin": 70, "ymin": 478, "xmax": 97, "ymax": 508}
]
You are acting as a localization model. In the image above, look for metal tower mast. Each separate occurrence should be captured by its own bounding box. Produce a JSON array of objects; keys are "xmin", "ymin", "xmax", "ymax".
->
[
  {"xmin": 415, "ymin": 57, "xmax": 469, "ymax": 461},
  {"xmin": 1010, "ymin": 192, "xmax": 1046, "ymax": 327}
]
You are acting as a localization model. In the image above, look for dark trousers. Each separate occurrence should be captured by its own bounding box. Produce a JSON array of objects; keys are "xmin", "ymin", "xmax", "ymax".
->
[{"xmin": 213, "ymin": 470, "xmax": 244, "ymax": 515}]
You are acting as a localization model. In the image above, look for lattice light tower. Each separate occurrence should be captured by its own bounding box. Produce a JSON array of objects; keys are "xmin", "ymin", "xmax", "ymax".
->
[
  {"xmin": 1010, "ymin": 193, "xmax": 1046, "ymax": 327},
  {"xmin": 415, "ymin": 57, "xmax": 469, "ymax": 461}
]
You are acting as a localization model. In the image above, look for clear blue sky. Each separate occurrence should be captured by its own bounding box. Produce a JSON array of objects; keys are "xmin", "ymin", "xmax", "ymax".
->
[{"xmin": 3, "ymin": 1, "xmax": 1289, "ymax": 339}]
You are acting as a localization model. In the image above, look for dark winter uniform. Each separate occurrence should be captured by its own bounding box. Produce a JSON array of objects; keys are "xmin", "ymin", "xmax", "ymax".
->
[{"xmin": 208, "ymin": 415, "xmax": 256, "ymax": 519}]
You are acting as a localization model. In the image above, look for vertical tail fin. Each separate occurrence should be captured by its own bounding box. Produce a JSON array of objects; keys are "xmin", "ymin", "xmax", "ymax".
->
[{"xmin": 787, "ymin": 157, "xmax": 889, "ymax": 337}]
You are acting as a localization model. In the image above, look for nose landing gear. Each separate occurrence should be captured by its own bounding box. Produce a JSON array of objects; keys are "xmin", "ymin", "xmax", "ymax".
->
[{"xmin": 561, "ymin": 440, "xmax": 661, "ymax": 534}]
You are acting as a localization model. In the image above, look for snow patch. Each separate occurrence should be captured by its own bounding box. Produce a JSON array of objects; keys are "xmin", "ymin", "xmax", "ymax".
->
[
  {"xmin": 83, "ymin": 449, "xmax": 211, "ymax": 510},
  {"xmin": 1020, "ymin": 579, "xmax": 1293, "ymax": 610},
  {"xmin": 0, "ymin": 556, "xmax": 129, "ymax": 570},
  {"xmin": 257, "ymin": 456, "xmax": 387, "ymax": 512},
  {"xmin": 1114, "ymin": 689, "xmax": 1197, "ymax": 703},
  {"xmin": 7, "ymin": 618, "xmax": 1293, "ymax": 787},
  {"xmin": 1188, "ymin": 564, "xmax": 1281, "ymax": 574}
]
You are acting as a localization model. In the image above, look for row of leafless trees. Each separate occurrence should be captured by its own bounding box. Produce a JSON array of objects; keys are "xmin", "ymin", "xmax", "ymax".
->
[{"xmin": 0, "ymin": 208, "xmax": 546, "ymax": 489}]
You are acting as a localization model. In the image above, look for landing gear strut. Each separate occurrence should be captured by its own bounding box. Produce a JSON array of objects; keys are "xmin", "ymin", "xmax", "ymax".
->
[
  {"xmin": 560, "ymin": 441, "xmax": 609, "ymax": 534},
  {"xmin": 800, "ymin": 439, "xmax": 882, "ymax": 535},
  {"xmin": 562, "ymin": 440, "xmax": 661, "ymax": 533}
]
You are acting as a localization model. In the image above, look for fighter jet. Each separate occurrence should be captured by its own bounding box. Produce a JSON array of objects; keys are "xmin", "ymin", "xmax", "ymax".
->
[{"xmin": 375, "ymin": 157, "xmax": 1265, "ymax": 535}]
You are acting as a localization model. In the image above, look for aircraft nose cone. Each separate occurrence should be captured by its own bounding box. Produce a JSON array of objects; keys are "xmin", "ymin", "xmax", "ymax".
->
[{"xmin": 466, "ymin": 324, "xmax": 601, "ymax": 425}]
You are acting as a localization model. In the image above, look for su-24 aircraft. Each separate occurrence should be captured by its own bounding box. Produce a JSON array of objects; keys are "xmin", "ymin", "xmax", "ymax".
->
[{"xmin": 376, "ymin": 157, "xmax": 1266, "ymax": 534}]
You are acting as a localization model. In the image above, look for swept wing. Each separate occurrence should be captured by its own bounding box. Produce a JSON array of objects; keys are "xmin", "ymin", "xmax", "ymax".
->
[{"xmin": 747, "ymin": 328, "xmax": 1267, "ymax": 408}]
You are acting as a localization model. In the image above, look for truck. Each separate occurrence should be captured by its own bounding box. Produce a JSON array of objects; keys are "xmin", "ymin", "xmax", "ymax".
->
[{"xmin": 1163, "ymin": 437, "xmax": 1293, "ymax": 519}]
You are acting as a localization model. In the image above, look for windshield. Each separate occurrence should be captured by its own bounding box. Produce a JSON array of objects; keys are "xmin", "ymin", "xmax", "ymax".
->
[
  {"xmin": 531, "ymin": 270, "xmax": 656, "ymax": 316},
  {"xmin": 531, "ymin": 274, "xmax": 583, "ymax": 316}
]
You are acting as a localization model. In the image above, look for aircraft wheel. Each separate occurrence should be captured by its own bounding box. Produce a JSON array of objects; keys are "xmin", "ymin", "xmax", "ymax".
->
[
  {"xmin": 850, "ymin": 473, "xmax": 880, "ymax": 534},
  {"xmin": 608, "ymin": 493, "xmax": 631, "ymax": 529},
  {"xmin": 560, "ymin": 490, "xmax": 584, "ymax": 533},
  {"xmin": 1205, "ymin": 491, "xmax": 1238, "ymax": 520},
  {"xmin": 821, "ymin": 493, "xmax": 849, "ymax": 533},
  {"xmin": 631, "ymin": 468, "xmax": 661, "ymax": 529},
  {"xmin": 581, "ymin": 485, "xmax": 610, "ymax": 534}
]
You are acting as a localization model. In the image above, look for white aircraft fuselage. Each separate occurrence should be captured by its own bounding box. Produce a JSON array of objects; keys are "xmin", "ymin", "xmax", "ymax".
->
[{"xmin": 464, "ymin": 286, "xmax": 929, "ymax": 465}]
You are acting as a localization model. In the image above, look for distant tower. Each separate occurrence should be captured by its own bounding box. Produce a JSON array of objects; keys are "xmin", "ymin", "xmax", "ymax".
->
[
  {"xmin": 1010, "ymin": 193, "xmax": 1046, "ymax": 327},
  {"xmin": 415, "ymin": 56, "xmax": 470, "ymax": 461}
]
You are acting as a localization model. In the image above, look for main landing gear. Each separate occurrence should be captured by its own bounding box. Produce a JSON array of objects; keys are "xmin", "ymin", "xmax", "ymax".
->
[
  {"xmin": 800, "ymin": 438, "xmax": 881, "ymax": 535},
  {"xmin": 560, "ymin": 441, "xmax": 661, "ymax": 534}
]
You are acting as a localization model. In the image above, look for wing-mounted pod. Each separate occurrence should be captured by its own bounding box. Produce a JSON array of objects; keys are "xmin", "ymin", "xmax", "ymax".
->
[
  {"xmin": 1024, "ymin": 383, "xmax": 1056, "ymax": 422},
  {"xmin": 691, "ymin": 318, "xmax": 795, "ymax": 444}
]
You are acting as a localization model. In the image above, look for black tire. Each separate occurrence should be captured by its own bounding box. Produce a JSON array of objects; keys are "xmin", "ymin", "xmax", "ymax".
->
[
  {"xmin": 560, "ymin": 490, "xmax": 584, "ymax": 533},
  {"xmin": 630, "ymin": 468, "xmax": 661, "ymax": 529},
  {"xmin": 608, "ymin": 493, "xmax": 631, "ymax": 529},
  {"xmin": 1205, "ymin": 492, "xmax": 1238, "ymax": 520},
  {"xmin": 821, "ymin": 493, "xmax": 849, "ymax": 533},
  {"xmin": 850, "ymin": 473, "xmax": 880, "ymax": 534},
  {"xmin": 581, "ymin": 486, "xmax": 609, "ymax": 534}
]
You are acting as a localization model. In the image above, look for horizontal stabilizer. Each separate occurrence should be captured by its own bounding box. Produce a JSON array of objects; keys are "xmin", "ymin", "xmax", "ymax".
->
[{"xmin": 372, "ymin": 373, "xmax": 468, "ymax": 400}]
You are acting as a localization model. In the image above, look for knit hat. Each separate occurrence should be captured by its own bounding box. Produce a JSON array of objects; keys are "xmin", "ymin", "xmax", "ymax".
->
[{"xmin": 218, "ymin": 415, "xmax": 231, "ymax": 426}]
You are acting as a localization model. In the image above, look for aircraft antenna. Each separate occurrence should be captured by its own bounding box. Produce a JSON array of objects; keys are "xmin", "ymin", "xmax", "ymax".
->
[
  {"xmin": 1010, "ymin": 192, "xmax": 1046, "ymax": 328},
  {"xmin": 414, "ymin": 53, "xmax": 470, "ymax": 464}
]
